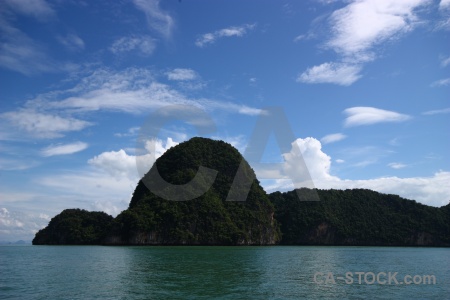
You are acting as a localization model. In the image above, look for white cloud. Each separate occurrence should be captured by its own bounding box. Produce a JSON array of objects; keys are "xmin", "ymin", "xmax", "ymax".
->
[
  {"xmin": 58, "ymin": 34, "xmax": 85, "ymax": 51},
  {"xmin": 3, "ymin": 0, "xmax": 55, "ymax": 20},
  {"xmin": 0, "ymin": 21, "xmax": 73, "ymax": 75},
  {"xmin": 388, "ymin": 162, "xmax": 407, "ymax": 169},
  {"xmin": 41, "ymin": 142, "xmax": 88, "ymax": 157},
  {"xmin": 114, "ymin": 127, "xmax": 140, "ymax": 137},
  {"xmin": 88, "ymin": 137, "xmax": 178, "ymax": 180},
  {"xmin": 431, "ymin": 78, "xmax": 450, "ymax": 87},
  {"xmin": 343, "ymin": 106, "xmax": 411, "ymax": 127},
  {"xmin": 284, "ymin": 138, "xmax": 339, "ymax": 183},
  {"xmin": 335, "ymin": 159, "xmax": 345, "ymax": 163},
  {"xmin": 132, "ymin": 0, "xmax": 174, "ymax": 39},
  {"xmin": 0, "ymin": 207, "xmax": 51, "ymax": 242},
  {"xmin": 440, "ymin": 55, "xmax": 450, "ymax": 67},
  {"xmin": 1, "ymin": 109, "xmax": 92, "ymax": 138},
  {"xmin": 321, "ymin": 133, "xmax": 347, "ymax": 144},
  {"xmin": 327, "ymin": 0, "xmax": 428, "ymax": 61},
  {"xmin": 298, "ymin": 0, "xmax": 430, "ymax": 86},
  {"xmin": 26, "ymin": 67, "xmax": 262, "ymax": 116},
  {"xmin": 440, "ymin": 0, "xmax": 450, "ymax": 10},
  {"xmin": 293, "ymin": 33, "xmax": 315, "ymax": 42},
  {"xmin": 1, "ymin": 67, "xmax": 263, "ymax": 142},
  {"xmin": 195, "ymin": 24, "xmax": 256, "ymax": 47},
  {"xmin": 166, "ymin": 68, "xmax": 198, "ymax": 81},
  {"xmin": 88, "ymin": 149, "xmax": 139, "ymax": 180},
  {"xmin": 110, "ymin": 36, "xmax": 156, "ymax": 56},
  {"xmin": 37, "ymin": 171, "xmax": 134, "ymax": 215},
  {"xmin": 422, "ymin": 107, "xmax": 450, "ymax": 115},
  {"xmin": 263, "ymin": 137, "xmax": 450, "ymax": 207},
  {"xmin": 297, "ymin": 62, "xmax": 362, "ymax": 86},
  {"xmin": 0, "ymin": 1, "xmax": 77, "ymax": 75},
  {"xmin": 0, "ymin": 158, "xmax": 38, "ymax": 171}
]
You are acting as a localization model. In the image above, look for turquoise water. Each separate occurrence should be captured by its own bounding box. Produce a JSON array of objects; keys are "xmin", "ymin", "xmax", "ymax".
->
[{"xmin": 1, "ymin": 246, "xmax": 449, "ymax": 299}]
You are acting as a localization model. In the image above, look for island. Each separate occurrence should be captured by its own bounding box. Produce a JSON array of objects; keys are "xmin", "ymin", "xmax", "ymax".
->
[{"xmin": 33, "ymin": 137, "xmax": 450, "ymax": 246}]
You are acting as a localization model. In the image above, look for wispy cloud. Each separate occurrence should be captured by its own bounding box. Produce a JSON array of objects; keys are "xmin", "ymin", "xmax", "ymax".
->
[
  {"xmin": 431, "ymin": 78, "xmax": 450, "ymax": 87},
  {"xmin": 321, "ymin": 133, "xmax": 347, "ymax": 144},
  {"xmin": 41, "ymin": 142, "xmax": 88, "ymax": 157},
  {"xmin": 1, "ymin": 67, "xmax": 263, "ymax": 139},
  {"xmin": 166, "ymin": 68, "xmax": 198, "ymax": 81},
  {"xmin": 1, "ymin": 109, "xmax": 92, "ymax": 139},
  {"xmin": 388, "ymin": 162, "xmax": 407, "ymax": 169},
  {"xmin": 440, "ymin": 55, "xmax": 450, "ymax": 67},
  {"xmin": 110, "ymin": 35, "xmax": 156, "ymax": 56},
  {"xmin": 195, "ymin": 24, "xmax": 256, "ymax": 47},
  {"xmin": 440, "ymin": 0, "xmax": 450, "ymax": 10},
  {"xmin": 114, "ymin": 127, "xmax": 140, "ymax": 138},
  {"xmin": 0, "ymin": 21, "xmax": 68, "ymax": 75},
  {"xmin": 3, "ymin": 0, "xmax": 55, "ymax": 20},
  {"xmin": 297, "ymin": 62, "xmax": 362, "ymax": 86},
  {"xmin": 298, "ymin": 0, "xmax": 430, "ymax": 86},
  {"xmin": 327, "ymin": 0, "xmax": 428, "ymax": 61},
  {"xmin": 0, "ymin": 1, "xmax": 75, "ymax": 75},
  {"xmin": 0, "ymin": 158, "xmax": 38, "ymax": 171},
  {"xmin": 422, "ymin": 107, "xmax": 450, "ymax": 115},
  {"xmin": 132, "ymin": 0, "xmax": 174, "ymax": 39},
  {"xmin": 343, "ymin": 107, "xmax": 411, "ymax": 127},
  {"xmin": 58, "ymin": 34, "xmax": 85, "ymax": 51}
]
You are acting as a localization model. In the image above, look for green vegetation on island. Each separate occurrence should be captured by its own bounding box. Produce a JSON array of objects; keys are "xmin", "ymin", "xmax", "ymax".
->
[
  {"xmin": 33, "ymin": 209, "xmax": 114, "ymax": 245},
  {"xmin": 270, "ymin": 188, "xmax": 450, "ymax": 246},
  {"xmin": 32, "ymin": 137, "xmax": 450, "ymax": 246}
]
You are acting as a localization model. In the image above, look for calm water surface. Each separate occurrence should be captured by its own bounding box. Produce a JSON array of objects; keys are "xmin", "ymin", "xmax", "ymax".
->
[{"xmin": 1, "ymin": 246, "xmax": 449, "ymax": 299}]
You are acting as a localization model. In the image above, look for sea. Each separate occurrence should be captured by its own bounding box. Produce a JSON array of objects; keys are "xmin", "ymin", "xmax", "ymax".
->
[{"xmin": 0, "ymin": 246, "xmax": 449, "ymax": 299}]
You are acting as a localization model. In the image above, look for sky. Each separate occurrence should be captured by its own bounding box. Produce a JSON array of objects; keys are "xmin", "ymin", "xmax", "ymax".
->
[{"xmin": 0, "ymin": 0, "xmax": 449, "ymax": 242}]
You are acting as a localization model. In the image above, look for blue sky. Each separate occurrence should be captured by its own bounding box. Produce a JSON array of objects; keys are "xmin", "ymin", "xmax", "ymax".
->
[{"xmin": 0, "ymin": 0, "xmax": 449, "ymax": 241}]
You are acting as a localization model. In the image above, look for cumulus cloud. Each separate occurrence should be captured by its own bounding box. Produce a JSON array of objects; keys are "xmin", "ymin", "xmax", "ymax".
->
[
  {"xmin": 343, "ymin": 106, "xmax": 411, "ymax": 127},
  {"xmin": 132, "ymin": 0, "xmax": 174, "ymax": 39},
  {"xmin": 110, "ymin": 36, "xmax": 156, "ymax": 56},
  {"xmin": 166, "ymin": 68, "xmax": 198, "ymax": 81},
  {"xmin": 263, "ymin": 137, "xmax": 450, "ymax": 207},
  {"xmin": 88, "ymin": 149, "xmax": 139, "ymax": 180},
  {"xmin": 41, "ymin": 142, "xmax": 88, "ymax": 157},
  {"xmin": 195, "ymin": 24, "xmax": 256, "ymax": 47},
  {"xmin": 321, "ymin": 133, "xmax": 347, "ymax": 144},
  {"xmin": 297, "ymin": 62, "xmax": 362, "ymax": 86},
  {"xmin": 283, "ymin": 138, "xmax": 339, "ymax": 183},
  {"xmin": 88, "ymin": 137, "xmax": 179, "ymax": 180}
]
